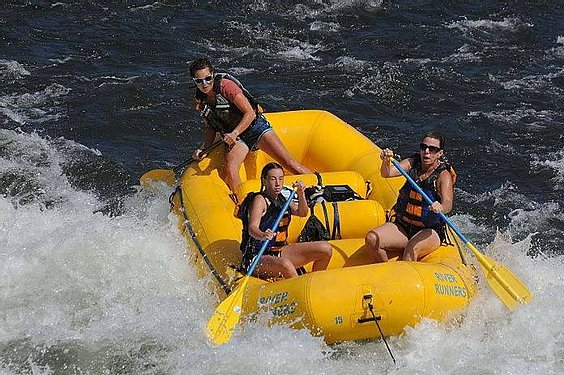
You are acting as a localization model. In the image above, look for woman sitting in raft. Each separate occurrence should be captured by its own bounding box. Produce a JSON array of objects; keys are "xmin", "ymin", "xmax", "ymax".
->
[
  {"xmin": 189, "ymin": 57, "xmax": 310, "ymax": 193},
  {"xmin": 365, "ymin": 132, "xmax": 456, "ymax": 263},
  {"xmin": 240, "ymin": 162, "xmax": 332, "ymax": 278}
]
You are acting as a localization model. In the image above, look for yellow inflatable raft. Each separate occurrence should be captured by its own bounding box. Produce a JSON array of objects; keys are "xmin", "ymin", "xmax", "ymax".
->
[{"xmin": 169, "ymin": 110, "xmax": 478, "ymax": 344}]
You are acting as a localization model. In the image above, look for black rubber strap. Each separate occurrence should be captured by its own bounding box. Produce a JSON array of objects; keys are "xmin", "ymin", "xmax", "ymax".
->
[
  {"xmin": 331, "ymin": 201, "xmax": 342, "ymax": 240},
  {"xmin": 314, "ymin": 171, "xmax": 323, "ymax": 186},
  {"xmin": 321, "ymin": 201, "xmax": 330, "ymax": 239}
]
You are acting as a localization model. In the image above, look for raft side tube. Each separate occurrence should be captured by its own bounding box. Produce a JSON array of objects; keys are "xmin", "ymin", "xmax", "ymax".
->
[{"xmin": 240, "ymin": 260, "xmax": 473, "ymax": 344}]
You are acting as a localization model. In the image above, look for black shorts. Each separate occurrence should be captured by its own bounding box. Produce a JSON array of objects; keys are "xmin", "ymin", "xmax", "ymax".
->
[
  {"xmin": 241, "ymin": 247, "xmax": 282, "ymax": 273},
  {"xmin": 394, "ymin": 219, "xmax": 447, "ymax": 244}
]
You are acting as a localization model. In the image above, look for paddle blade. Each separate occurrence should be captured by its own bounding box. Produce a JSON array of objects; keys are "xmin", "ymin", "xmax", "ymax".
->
[
  {"xmin": 469, "ymin": 243, "xmax": 532, "ymax": 310},
  {"xmin": 139, "ymin": 169, "xmax": 176, "ymax": 187},
  {"xmin": 206, "ymin": 278, "xmax": 249, "ymax": 345},
  {"xmin": 389, "ymin": 158, "xmax": 533, "ymax": 310}
]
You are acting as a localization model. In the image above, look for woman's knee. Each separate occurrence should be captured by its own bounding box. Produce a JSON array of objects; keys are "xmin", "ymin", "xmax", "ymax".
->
[
  {"xmin": 320, "ymin": 242, "xmax": 332, "ymax": 258},
  {"xmin": 307, "ymin": 242, "xmax": 332, "ymax": 259},
  {"xmin": 365, "ymin": 230, "xmax": 380, "ymax": 248},
  {"xmin": 279, "ymin": 258, "xmax": 297, "ymax": 277},
  {"xmin": 276, "ymin": 257, "xmax": 293, "ymax": 270}
]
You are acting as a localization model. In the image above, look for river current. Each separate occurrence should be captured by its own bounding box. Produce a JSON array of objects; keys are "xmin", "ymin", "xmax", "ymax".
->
[{"xmin": 1, "ymin": 1, "xmax": 564, "ymax": 374}]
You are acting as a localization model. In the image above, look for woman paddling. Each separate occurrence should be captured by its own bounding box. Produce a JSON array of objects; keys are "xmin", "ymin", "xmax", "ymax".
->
[
  {"xmin": 240, "ymin": 162, "xmax": 332, "ymax": 278},
  {"xmin": 365, "ymin": 132, "xmax": 456, "ymax": 262}
]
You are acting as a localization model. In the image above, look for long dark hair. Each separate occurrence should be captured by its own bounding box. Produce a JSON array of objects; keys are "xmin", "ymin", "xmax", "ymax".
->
[{"xmin": 260, "ymin": 162, "xmax": 283, "ymax": 192}]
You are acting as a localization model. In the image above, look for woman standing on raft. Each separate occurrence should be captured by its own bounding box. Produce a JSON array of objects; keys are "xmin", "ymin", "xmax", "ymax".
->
[{"xmin": 189, "ymin": 57, "xmax": 310, "ymax": 193}]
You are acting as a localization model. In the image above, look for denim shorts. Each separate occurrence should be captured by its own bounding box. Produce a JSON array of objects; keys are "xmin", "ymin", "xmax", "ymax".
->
[{"xmin": 239, "ymin": 114, "xmax": 273, "ymax": 151}]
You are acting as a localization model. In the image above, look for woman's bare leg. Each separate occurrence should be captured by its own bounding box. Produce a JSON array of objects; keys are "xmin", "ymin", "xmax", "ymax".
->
[
  {"xmin": 254, "ymin": 255, "xmax": 298, "ymax": 279},
  {"xmin": 402, "ymin": 229, "xmax": 441, "ymax": 261},
  {"xmin": 280, "ymin": 241, "xmax": 332, "ymax": 271},
  {"xmin": 257, "ymin": 131, "xmax": 311, "ymax": 175},
  {"xmin": 364, "ymin": 222, "xmax": 409, "ymax": 263},
  {"xmin": 224, "ymin": 141, "xmax": 249, "ymax": 192}
]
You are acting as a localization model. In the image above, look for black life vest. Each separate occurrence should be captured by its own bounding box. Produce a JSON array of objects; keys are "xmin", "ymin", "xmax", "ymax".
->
[
  {"xmin": 395, "ymin": 154, "xmax": 455, "ymax": 229},
  {"xmin": 239, "ymin": 192, "xmax": 292, "ymax": 255},
  {"xmin": 195, "ymin": 73, "xmax": 260, "ymax": 134}
]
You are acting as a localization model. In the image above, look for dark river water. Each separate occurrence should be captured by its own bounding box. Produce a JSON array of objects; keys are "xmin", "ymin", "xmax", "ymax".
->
[{"xmin": 1, "ymin": 1, "xmax": 563, "ymax": 374}]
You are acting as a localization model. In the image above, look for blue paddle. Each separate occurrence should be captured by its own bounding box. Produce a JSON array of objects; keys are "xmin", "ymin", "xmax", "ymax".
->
[
  {"xmin": 390, "ymin": 158, "xmax": 531, "ymax": 310},
  {"xmin": 206, "ymin": 188, "xmax": 296, "ymax": 344}
]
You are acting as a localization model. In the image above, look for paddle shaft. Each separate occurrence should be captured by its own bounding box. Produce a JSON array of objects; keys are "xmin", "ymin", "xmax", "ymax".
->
[
  {"xmin": 246, "ymin": 189, "xmax": 296, "ymax": 276},
  {"xmin": 390, "ymin": 159, "xmax": 524, "ymax": 301},
  {"xmin": 206, "ymin": 189, "xmax": 296, "ymax": 345},
  {"xmin": 173, "ymin": 140, "xmax": 223, "ymax": 174}
]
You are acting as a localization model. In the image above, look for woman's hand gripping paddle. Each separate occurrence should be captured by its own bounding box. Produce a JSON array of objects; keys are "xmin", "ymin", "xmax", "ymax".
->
[
  {"xmin": 139, "ymin": 140, "xmax": 223, "ymax": 187},
  {"xmin": 390, "ymin": 159, "xmax": 532, "ymax": 310},
  {"xmin": 206, "ymin": 189, "xmax": 297, "ymax": 345}
]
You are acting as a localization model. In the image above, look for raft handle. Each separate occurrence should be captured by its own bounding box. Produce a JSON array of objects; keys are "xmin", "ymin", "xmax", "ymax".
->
[
  {"xmin": 358, "ymin": 294, "xmax": 381, "ymax": 323},
  {"xmin": 357, "ymin": 316, "xmax": 381, "ymax": 323}
]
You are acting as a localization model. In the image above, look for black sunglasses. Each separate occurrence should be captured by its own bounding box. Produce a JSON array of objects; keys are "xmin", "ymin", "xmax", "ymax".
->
[
  {"xmin": 419, "ymin": 143, "xmax": 441, "ymax": 153},
  {"xmin": 192, "ymin": 75, "xmax": 213, "ymax": 85}
]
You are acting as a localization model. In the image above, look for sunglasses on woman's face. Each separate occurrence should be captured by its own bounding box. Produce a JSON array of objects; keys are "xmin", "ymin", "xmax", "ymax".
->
[
  {"xmin": 193, "ymin": 75, "xmax": 213, "ymax": 86},
  {"xmin": 419, "ymin": 143, "xmax": 441, "ymax": 153}
]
